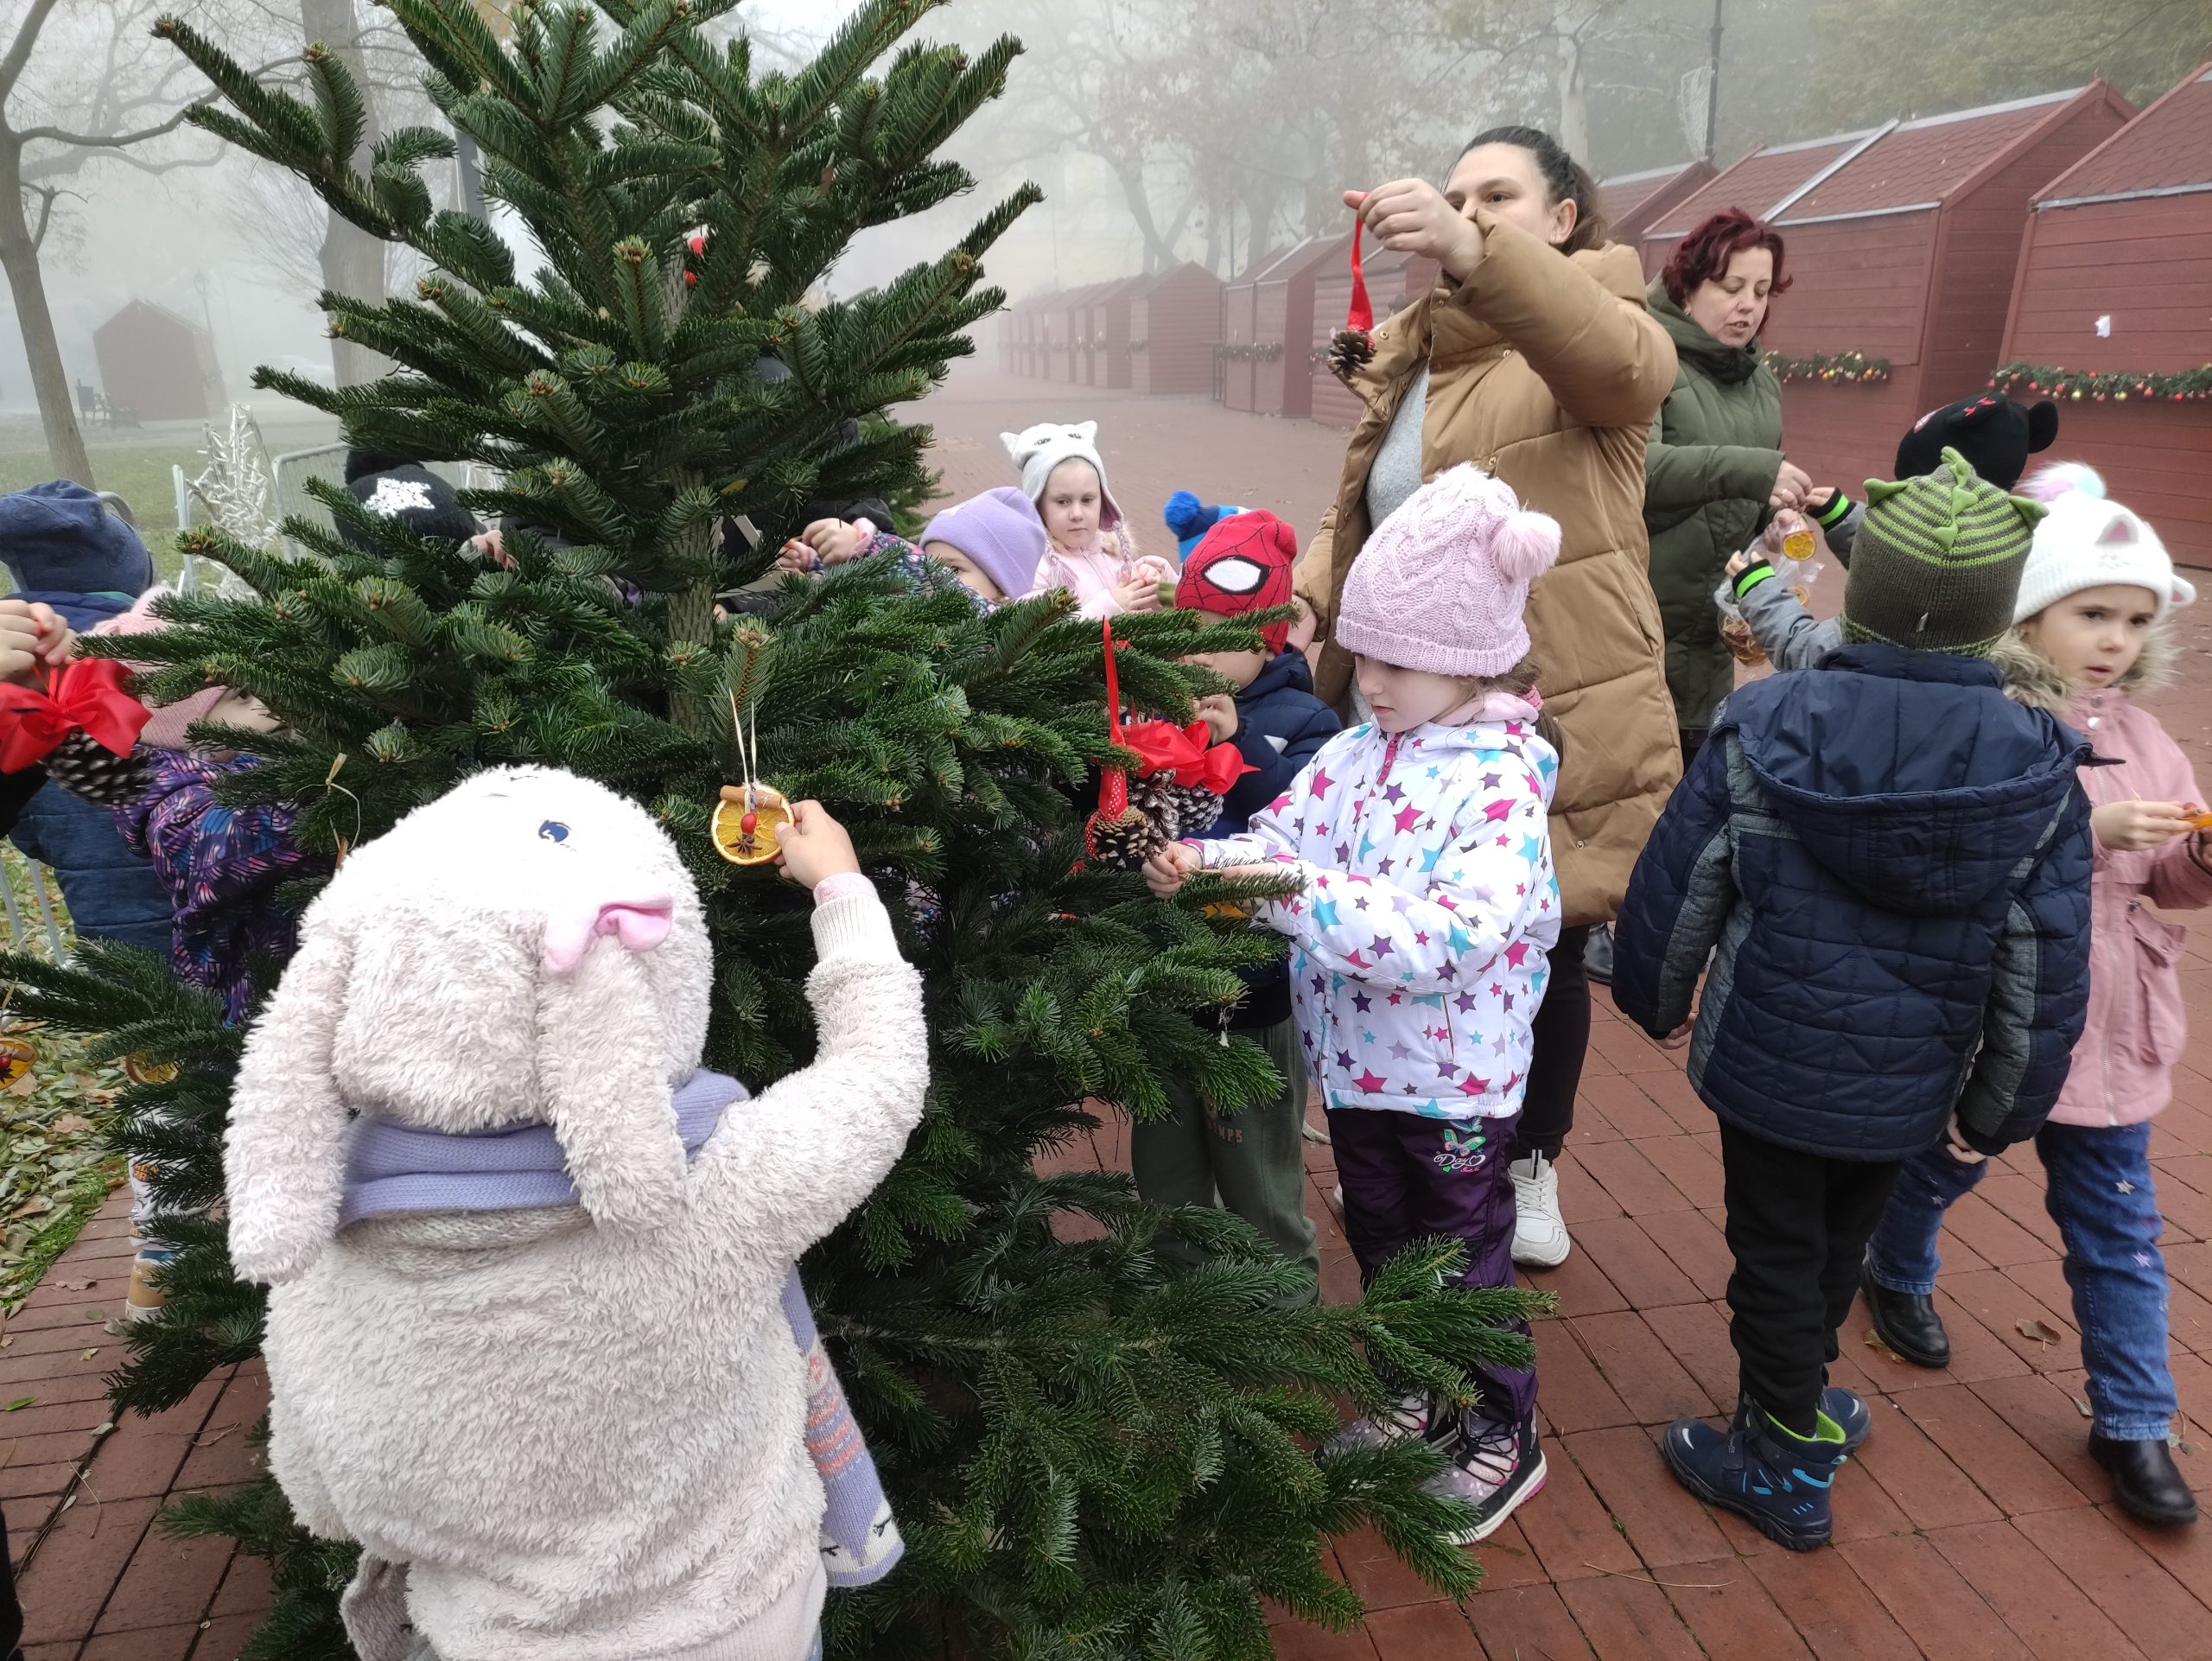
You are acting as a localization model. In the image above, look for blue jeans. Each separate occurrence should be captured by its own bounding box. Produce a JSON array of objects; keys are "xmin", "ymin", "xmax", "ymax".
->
[{"xmin": 1864, "ymin": 1120, "xmax": 2177, "ymax": 1441}]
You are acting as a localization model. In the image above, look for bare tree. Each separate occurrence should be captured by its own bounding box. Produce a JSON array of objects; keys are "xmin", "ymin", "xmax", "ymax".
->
[{"xmin": 0, "ymin": 0, "xmax": 235, "ymax": 482}]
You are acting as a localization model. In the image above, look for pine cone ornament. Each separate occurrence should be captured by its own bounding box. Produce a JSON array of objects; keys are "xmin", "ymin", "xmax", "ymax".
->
[
  {"xmin": 1163, "ymin": 780, "xmax": 1222, "ymax": 839},
  {"xmin": 1131, "ymin": 776, "xmax": 1184, "ymax": 845},
  {"xmin": 1084, "ymin": 804, "xmax": 1156, "ymax": 870},
  {"xmin": 1325, "ymin": 327, "xmax": 1375, "ymax": 380},
  {"xmin": 41, "ymin": 732, "xmax": 149, "ymax": 809}
]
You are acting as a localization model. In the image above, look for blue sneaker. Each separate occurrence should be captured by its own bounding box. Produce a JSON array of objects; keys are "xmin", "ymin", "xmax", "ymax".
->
[
  {"xmin": 1821, "ymin": 1385, "xmax": 1872, "ymax": 1456},
  {"xmin": 1661, "ymin": 1395, "xmax": 1849, "ymax": 1551}
]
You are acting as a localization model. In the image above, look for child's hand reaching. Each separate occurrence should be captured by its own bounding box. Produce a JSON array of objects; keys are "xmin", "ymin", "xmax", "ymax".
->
[
  {"xmin": 1143, "ymin": 842, "xmax": 1200, "ymax": 898},
  {"xmin": 2092, "ymin": 798, "xmax": 2196, "ymax": 853},
  {"xmin": 0, "ymin": 599, "xmax": 73, "ymax": 685},
  {"xmin": 803, "ymin": 519, "xmax": 869, "ymax": 568},
  {"xmin": 1724, "ymin": 550, "xmax": 1751, "ymax": 580},
  {"xmin": 1194, "ymin": 693, "xmax": 1240, "ymax": 745},
  {"xmin": 772, "ymin": 799, "xmax": 861, "ymax": 887},
  {"xmin": 1113, "ymin": 573, "xmax": 1162, "ymax": 613}
]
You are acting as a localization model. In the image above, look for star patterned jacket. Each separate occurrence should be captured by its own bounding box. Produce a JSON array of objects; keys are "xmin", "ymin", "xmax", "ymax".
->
[{"xmin": 1192, "ymin": 696, "xmax": 1561, "ymax": 1122}]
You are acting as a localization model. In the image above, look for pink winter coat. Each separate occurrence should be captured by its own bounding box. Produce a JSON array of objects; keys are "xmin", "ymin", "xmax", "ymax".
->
[{"xmin": 2002, "ymin": 636, "xmax": 2212, "ymax": 1127}]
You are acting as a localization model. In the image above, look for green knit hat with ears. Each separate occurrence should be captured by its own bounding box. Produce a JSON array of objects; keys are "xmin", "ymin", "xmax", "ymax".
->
[{"xmin": 1840, "ymin": 446, "xmax": 2048, "ymax": 658}]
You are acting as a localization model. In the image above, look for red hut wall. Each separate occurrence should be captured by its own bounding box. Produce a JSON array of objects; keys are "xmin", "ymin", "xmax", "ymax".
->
[
  {"xmin": 1093, "ymin": 277, "xmax": 1137, "ymax": 391},
  {"xmin": 1253, "ymin": 237, "xmax": 1344, "ymax": 419},
  {"xmin": 92, "ymin": 301, "xmax": 219, "ymax": 423},
  {"xmin": 1917, "ymin": 92, "xmax": 2132, "ymax": 409},
  {"xmin": 1307, "ymin": 248, "xmax": 1438, "ymax": 430},
  {"xmin": 1220, "ymin": 249, "xmax": 1280, "ymax": 412},
  {"xmin": 1999, "ymin": 66, "xmax": 2212, "ymax": 565},
  {"xmin": 1128, "ymin": 264, "xmax": 1221, "ymax": 396}
]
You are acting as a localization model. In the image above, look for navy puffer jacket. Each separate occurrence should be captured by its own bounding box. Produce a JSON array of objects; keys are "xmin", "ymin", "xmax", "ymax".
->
[{"xmin": 1612, "ymin": 644, "xmax": 2093, "ymax": 1160}]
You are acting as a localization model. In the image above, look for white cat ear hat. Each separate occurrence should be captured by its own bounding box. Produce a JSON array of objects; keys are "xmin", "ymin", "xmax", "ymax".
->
[
  {"xmin": 2012, "ymin": 462, "xmax": 2195, "ymax": 622},
  {"xmin": 223, "ymin": 766, "xmax": 713, "ymax": 1285},
  {"xmin": 1000, "ymin": 420, "xmax": 1126, "ymax": 531}
]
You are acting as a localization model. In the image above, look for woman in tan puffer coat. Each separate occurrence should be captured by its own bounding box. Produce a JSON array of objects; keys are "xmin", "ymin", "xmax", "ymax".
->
[{"xmin": 1297, "ymin": 125, "xmax": 1679, "ymax": 1270}]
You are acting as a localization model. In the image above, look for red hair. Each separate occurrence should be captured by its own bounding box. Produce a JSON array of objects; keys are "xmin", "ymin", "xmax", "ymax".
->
[{"xmin": 1662, "ymin": 208, "xmax": 1792, "ymax": 308}]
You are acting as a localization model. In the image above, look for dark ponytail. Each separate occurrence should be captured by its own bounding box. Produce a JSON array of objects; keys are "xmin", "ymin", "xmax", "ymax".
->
[{"xmin": 1460, "ymin": 124, "xmax": 1609, "ymax": 256}]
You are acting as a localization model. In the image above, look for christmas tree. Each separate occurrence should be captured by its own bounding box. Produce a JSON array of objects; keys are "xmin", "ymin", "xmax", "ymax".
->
[{"xmin": 3, "ymin": 3, "xmax": 1537, "ymax": 1657}]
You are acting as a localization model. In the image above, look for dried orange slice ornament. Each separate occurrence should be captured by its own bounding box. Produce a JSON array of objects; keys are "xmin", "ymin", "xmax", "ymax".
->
[
  {"xmin": 0, "ymin": 1034, "xmax": 33, "ymax": 1090},
  {"xmin": 711, "ymin": 783, "xmax": 791, "ymax": 865}
]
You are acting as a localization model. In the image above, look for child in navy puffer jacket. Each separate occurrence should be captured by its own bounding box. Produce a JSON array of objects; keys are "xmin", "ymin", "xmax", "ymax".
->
[
  {"xmin": 1128, "ymin": 511, "xmax": 1336, "ymax": 1300},
  {"xmin": 1147, "ymin": 466, "xmax": 1563, "ymax": 1547},
  {"xmin": 1614, "ymin": 449, "xmax": 2089, "ymax": 1552}
]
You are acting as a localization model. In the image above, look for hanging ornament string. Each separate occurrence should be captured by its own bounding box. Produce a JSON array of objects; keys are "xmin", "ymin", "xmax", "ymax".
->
[
  {"xmin": 1325, "ymin": 214, "xmax": 1376, "ymax": 380},
  {"xmin": 1094, "ymin": 616, "xmax": 1129, "ymax": 827},
  {"xmin": 709, "ymin": 691, "xmax": 791, "ymax": 865}
]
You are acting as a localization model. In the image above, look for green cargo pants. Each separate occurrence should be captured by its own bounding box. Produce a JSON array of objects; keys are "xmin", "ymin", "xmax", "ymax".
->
[{"xmin": 1130, "ymin": 1012, "xmax": 1320, "ymax": 1302}]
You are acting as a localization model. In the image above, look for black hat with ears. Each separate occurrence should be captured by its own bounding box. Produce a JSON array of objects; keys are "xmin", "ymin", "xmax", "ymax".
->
[{"xmin": 1893, "ymin": 393, "xmax": 2059, "ymax": 491}]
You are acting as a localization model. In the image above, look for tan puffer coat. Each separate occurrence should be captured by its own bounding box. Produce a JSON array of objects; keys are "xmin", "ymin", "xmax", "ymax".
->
[{"xmin": 1294, "ymin": 210, "xmax": 1683, "ymax": 926}]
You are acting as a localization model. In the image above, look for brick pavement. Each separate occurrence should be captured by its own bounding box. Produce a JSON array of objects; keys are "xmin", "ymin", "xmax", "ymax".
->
[{"xmin": 12, "ymin": 372, "xmax": 2212, "ymax": 1658}]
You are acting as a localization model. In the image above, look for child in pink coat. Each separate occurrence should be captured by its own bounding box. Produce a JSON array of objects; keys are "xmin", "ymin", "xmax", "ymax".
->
[
  {"xmin": 1001, "ymin": 421, "xmax": 1175, "ymax": 616},
  {"xmin": 1863, "ymin": 465, "xmax": 2207, "ymax": 1528}
]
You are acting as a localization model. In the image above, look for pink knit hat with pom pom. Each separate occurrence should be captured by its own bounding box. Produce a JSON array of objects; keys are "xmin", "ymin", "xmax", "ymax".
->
[{"xmin": 1336, "ymin": 465, "xmax": 1560, "ymax": 678}]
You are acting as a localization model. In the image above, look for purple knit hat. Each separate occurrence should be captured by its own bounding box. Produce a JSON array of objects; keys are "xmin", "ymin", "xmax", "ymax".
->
[
  {"xmin": 923, "ymin": 487, "xmax": 1049, "ymax": 599},
  {"xmin": 1337, "ymin": 465, "xmax": 1560, "ymax": 678}
]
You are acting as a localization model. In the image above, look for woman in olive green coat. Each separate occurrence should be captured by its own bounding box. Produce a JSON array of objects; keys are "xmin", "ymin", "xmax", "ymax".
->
[{"xmin": 1643, "ymin": 209, "xmax": 1821, "ymax": 758}]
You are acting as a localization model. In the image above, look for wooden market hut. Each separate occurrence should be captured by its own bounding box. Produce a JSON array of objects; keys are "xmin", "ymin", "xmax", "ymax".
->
[
  {"xmin": 1596, "ymin": 160, "xmax": 1717, "ymax": 247},
  {"xmin": 1999, "ymin": 62, "xmax": 2212, "ymax": 566},
  {"xmin": 1127, "ymin": 263, "xmax": 1222, "ymax": 396},
  {"xmin": 1644, "ymin": 83, "xmax": 2133, "ymax": 492},
  {"xmin": 1042, "ymin": 287, "xmax": 1079, "ymax": 384},
  {"xmin": 1218, "ymin": 245, "xmax": 1291, "ymax": 410},
  {"xmin": 1251, "ymin": 235, "xmax": 1349, "ymax": 419},
  {"xmin": 92, "ymin": 299, "xmax": 223, "ymax": 423},
  {"xmin": 1080, "ymin": 276, "xmax": 1144, "ymax": 391},
  {"xmin": 1307, "ymin": 245, "xmax": 1440, "ymax": 430}
]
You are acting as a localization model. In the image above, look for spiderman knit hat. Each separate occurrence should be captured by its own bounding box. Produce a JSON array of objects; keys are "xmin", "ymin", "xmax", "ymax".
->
[
  {"xmin": 1336, "ymin": 465, "xmax": 1560, "ymax": 678},
  {"xmin": 1177, "ymin": 510, "xmax": 1297, "ymax": 652}
]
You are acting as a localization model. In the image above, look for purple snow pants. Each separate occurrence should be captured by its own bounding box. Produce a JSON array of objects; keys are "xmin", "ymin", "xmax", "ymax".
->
[{"xmin": 1326, "ymin": 1105, "xmax": 1535, "ymax": 1422}]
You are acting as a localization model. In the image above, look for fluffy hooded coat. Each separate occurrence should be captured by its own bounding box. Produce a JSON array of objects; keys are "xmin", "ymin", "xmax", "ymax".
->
[
  {"xmin": 226, "ymin": 767, "xmax": 926, "ymax": 1661},
  {"xmin": 1612, "ymin": 643, "xmax": 2094, "ymax": 1160},
  {"xmin": 1294, "ymin": 210, "xmax": 1681, "ymax": 928},
  {"xmin": 1192, "ymin": 698, "xmax": 1562, "ymax": 1119},
  {"xmin": 1993, "ymin": 628, "xmax": 2212, "ymax": 1128}
]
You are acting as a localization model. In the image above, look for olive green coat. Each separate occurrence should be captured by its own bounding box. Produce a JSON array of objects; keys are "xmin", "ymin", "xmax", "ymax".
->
[{"xmin": 1642, "ymin": 283, "xmax": 1783, "ymax": 731}]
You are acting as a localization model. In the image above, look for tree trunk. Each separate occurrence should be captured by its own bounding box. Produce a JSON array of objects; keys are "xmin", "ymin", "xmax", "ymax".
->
[
  {"xmin": 1555, "ymin": 2, "xmax": 1591, "ymax": 160},
  {"xmin": 302, "ymin": 0, "xmax": 390, "ymax": 388},
  {"xmin": 0, "ymin": 141, "xmax": 94, "ymax": 485}
]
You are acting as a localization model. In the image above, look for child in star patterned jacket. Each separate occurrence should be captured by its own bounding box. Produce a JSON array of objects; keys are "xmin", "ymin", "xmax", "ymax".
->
[{"xmin": 1147, "ymin": 464, "xmax": 1561, "ymax": 1546}]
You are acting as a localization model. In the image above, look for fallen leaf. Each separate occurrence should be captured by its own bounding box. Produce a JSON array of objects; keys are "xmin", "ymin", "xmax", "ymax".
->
[
  {"xmin": 50, "ymin": 1114, "xmax": 91, "ymax": 1136},
  {"xmin": 3, "ymin": 1397, "xmax": 34, "ymax": 1411},
  {"xmin": 2074, "ymin": 1395, "xmax": 2094, "ymax": 1418},
  {"xmin": 52, "ymin": 1278, "xmax": 92, "ymax": 1291},
  {"xmin": 79, "ymin": 1347, "xmax": 98, "ymax": 1360},
  {"xmin": 2017, "ymin": 1318, "xmax": 2063, "ymax": 1346},
  {"xmin": 1864, "ymin": 1328, "xmax": 1906, "ymax": 1362},
  {"xmin": 8, "ymin": 1196, "xmax": 52, "ymax": 1220}
]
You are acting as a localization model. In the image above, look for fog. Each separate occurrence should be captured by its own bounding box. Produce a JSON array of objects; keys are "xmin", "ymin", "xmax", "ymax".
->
[{"xmin": 0, "ymin": 0, "xmax": 2201, "ymax": 436}]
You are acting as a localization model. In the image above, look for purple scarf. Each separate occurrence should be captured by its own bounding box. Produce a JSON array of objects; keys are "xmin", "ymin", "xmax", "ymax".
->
[{"xmin": 340, "ymin": 1070, "xmax": 903, "ymax": 1588}]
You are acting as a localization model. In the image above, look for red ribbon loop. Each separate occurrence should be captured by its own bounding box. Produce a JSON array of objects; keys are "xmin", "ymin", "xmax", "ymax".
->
[
  {"xmin": 1346, "ymin": 221, "xmax": 1373, "ymax": 334},
  {"xmin": 0, "ymin": 659, "xmax": 151, "ymax": 773}
]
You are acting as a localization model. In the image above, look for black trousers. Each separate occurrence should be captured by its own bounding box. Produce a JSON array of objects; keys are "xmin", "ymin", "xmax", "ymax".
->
[
  {"xmin": 1719, "ymin": 1122, "xmax": 1903, "ymax": 1434},
  {"xmin": 1517, "ymin": 923, "xmax": 1590, "ymax": 1162}
]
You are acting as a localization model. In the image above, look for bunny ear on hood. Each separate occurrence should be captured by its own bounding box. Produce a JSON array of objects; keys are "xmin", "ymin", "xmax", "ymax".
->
[
  {"xmin": 534, "ymin": 902, "xmax": 692, "ymax": 1234},
  {"xmin": 226, "ymin": 921, "xmax": 358, "ymax": 1286}
]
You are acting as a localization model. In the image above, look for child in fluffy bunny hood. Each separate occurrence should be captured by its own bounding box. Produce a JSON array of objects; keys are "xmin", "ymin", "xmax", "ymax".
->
[
  {"xmin": 1001, "ymin": 419, "xmax": 1176, "ymax": 616},
  {"xmin": 225, "ymin": 767, "xmax": 927, "ymax": 1661}
]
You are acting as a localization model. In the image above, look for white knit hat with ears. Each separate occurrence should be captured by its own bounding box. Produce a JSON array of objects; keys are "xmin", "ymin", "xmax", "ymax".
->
[
  {"xmin": 1000, "ymin": 420, "xmax": 1126, "ymax": 531},
  {"xmin": 2012, "ymin": 463, "xmax": 2196, "ymax": 623}
]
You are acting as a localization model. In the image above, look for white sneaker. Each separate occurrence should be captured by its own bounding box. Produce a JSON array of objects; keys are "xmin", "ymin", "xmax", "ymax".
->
[{"xmin": 1510, "ymin": 1153, "xmax": 1571, "ymax": 1268}]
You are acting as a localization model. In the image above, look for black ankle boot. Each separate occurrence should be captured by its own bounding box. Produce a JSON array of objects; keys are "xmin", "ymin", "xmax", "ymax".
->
[
  {"xmin": 2091, "ymin": 1435, "xmax": 2199, "ymax": 1526},
  {"xmin": 1860, "ymin": 1262, "xmax": 1949, "ymax": 1369}
]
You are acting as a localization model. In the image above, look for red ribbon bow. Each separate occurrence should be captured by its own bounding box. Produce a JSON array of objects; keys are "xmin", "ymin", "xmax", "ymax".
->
[
  {"xmin": 0, "ymin": 659, "xmax": 150, "ymax": 773},
  {"xmin": 1120, "ymin": 718, "xmax": 1256, "ymax": 796}
]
